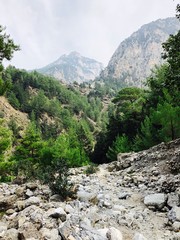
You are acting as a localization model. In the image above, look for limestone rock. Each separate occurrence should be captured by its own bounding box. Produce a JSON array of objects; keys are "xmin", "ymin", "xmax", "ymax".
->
[
  {"xmin": 168, "ymin": 207, "xmax": 180, "ymax": 223},
  {"xmin": 48, "ymin": 207, "xmax": 67, "ymax": 221},
  {"xmin": 40, "ymin": 228, "xmax": 61, "ymax": 240},
  {"xmin": 100, "ymin": 18, "xmax": 180, "ymax": 88},
  {"xmin": 3, "ymin": 228, "xmax": 19, "ymax": 240},
  {"xmin": 106, "ymin": 227, "xmax": 123, "ymax": 240},
  {"xmin": 144, "ymin": 193, "xmax": 167, "ymax": 210},
  {"xmin": 133, "ymin": 233, "xmax": 147, "ymax": 240},
  {"xmin": 0, "ymin": 221, "xmax": 7, "ymax": 238},
  {"xmin": 25, "ymin": 196, "xmax": 41, "ymax": 207}
]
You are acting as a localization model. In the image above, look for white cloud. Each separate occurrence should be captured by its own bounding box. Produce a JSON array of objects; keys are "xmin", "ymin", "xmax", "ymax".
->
[{"xmin": 0, "ymin": 0, "xmax": 178, "ymax": 69}]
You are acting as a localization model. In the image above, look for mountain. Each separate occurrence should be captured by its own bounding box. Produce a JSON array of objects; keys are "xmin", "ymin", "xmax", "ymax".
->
[
  {"xmin": 36, "ymin": 51, "xmax": 103, "ymax": 84},
  {"xmin": 100, "ymin": 17, "xmax": 180, "ymax": 87}
]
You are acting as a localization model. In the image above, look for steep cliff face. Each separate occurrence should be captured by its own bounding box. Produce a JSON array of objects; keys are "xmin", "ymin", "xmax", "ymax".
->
[
  {"xmin": 100, "ymin": 17, "xmax": 180, "ymax": 87},
  {"xmin": 36, "ymin": 51, "xmax": 103, "ymax": 84}
]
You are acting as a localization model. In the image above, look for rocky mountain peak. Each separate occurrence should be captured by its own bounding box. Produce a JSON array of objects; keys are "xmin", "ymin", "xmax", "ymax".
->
[
  {"xmin": 36, "ymin": 52, "xmax": 104, "ymax": 84},
  {"xmin": 100, "ymin": 17, "xmax": 180, "ymax": 87}
]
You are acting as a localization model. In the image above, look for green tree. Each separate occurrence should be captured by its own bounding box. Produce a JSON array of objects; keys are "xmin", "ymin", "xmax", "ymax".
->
[
  {"xmin": 13, "ymin": 122, "xmax": 43, "ymax": 178},
  {"xmin": 161, "ymin": 6, "xmax": 180, "ymax": 95},
  {"xmin": 0, "ymin": 25, "xmax": 19, "ymax": 95},
  {"xmin": 134, "ymin": 92, "xmax": 180, "ymax": 151},
  {"xmin": 0, "ymin": 120, "xmax": 13, "ymax": 181},
  {"xmin": 106, "ymin": 134, "xmax": 131, "ymax": 162},
  {"xmin": 0, "ymin": 119, "xmax": 12, "ymax": 160}
]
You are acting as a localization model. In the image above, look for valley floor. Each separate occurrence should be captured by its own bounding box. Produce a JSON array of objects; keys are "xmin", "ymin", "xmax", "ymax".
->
[{"xmin": 0, "ymin": 139, "xmax": 180, "ymax": 240}]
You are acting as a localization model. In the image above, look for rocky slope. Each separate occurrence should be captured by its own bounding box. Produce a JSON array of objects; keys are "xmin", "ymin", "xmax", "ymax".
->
[
  {"xmin": 0, "ymin": 138, "xmax": 180, "ymax": 239},
  {"xmin": 36, "ymin": 51, "xmax": 103, "ymax": 84},
  {"xmin": 0, "ymin": 96, "xmax": 29, "ymax": 135},
  {"xmin": 100, "ymin": 17, "xmax": 180, "ymax": 87}
]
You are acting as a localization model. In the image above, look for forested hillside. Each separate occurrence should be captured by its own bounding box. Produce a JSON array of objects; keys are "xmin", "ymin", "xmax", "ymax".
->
[{"xmin": 92, "ymin": 13, "xmax": 180, "ymax": 163}]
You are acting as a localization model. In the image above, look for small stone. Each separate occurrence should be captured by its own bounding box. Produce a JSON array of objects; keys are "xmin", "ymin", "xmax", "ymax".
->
[
  {"xmin": 48, "ymin": 207, "xmax": 67, "ymax": 221},
  {"xmin": 167, "ymin": 193, "xmax": 179, "ymax": 208},
  {"xmin": 0, "ymin": 222, "xmax": 7, "ymax": 238},
  {"xmin": 77, "ymin": 190, "xmax": 96, "ymax": 202},
  {"xmin": 64, "ymin": 204, "xmax": 74, "ymax": 214},
  {"xmin": 40, "ymin": 228, "xmax": 61, "ymax": 240},
  {"xmin": 6, "ymin": 208, "xmax": 15, "ymax": 215},
  {"xmin": 26, "ymin": 182, "xmax": 38, "ymax": 190},
  {"xmin": 103, "ymin": 200, "xmax": 112, "ymax": 209},
  {"xmin": 26, "ymin": 189, "xmax": 34, "ymax": 197},
  {"xmin": 106, "ymin": 227, "xmax": 123, "ymax": 240},
  {"xmin": 172, "ymin": 232, "xmax": 180, "ymax": 240},
  {"xmin": 118, "ymin": 192, "xmax": 131, "ymax": 199},
  {"xmin": 172, "ymin": 221, "xmax": 180, "ymax": 232},
  {"xmin": 168, "ymin": 207, "xmax": 180, "ymax": 223},
  {"xmin": 16, "ymin": 200, "xmax": 25, "ymax": 211},
  {"xmin": 15, "ymin": 186, "xmax": 25, "ymax": 197},
  {"xmin": 133, "ymin": 232, "xmax": 147, "ymax": 240},
  {"xmin": 50, "ymin": 194, "xmax": 62, "ymax": 202},
  {"xmin": 67, "ymin": 235, "xmax": 76, "ymax": 240},
  {"xmin": 25, "ymin": 196, "xmax": 40, "ymax": 207}
]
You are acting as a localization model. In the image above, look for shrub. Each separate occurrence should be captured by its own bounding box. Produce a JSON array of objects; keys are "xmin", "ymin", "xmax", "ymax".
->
[
  {"xmin": 39, "ymin": 158, "xmax": 73, "ymax": 199},
  {"xmin": 85, "ymin": 163, "xmax": 99, "ymax": 175}
]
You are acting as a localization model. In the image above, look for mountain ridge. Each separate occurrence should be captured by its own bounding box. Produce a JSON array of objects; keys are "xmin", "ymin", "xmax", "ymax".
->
[
  {"xmin": 100, "ymin": 17, "xmax": 180, "ymax": 87},
  {"xmin": 36, "ymin": 51, "xmax": 103, "ymax": 84}
]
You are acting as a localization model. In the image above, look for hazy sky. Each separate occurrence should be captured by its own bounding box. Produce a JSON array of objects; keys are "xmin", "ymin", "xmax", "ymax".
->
[{"xmin": 0, "ymin": 0, "xmax": 178, "ymax": 70}]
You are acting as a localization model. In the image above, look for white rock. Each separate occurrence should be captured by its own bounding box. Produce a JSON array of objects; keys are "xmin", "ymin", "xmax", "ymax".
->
[
  {"xmin": 168, "ymin": 206, "xmax": 180, "ymax": 223},
  {"xmin": 0, "ymin": 222, "xmax": 7, "ymax": 238},
  {"xmin": 172, "ymin": 221, "xmax": 180, "ymax": 232},
  {"xmin": 25, "ymin": 196, "xmax": 40, "ymax": 207},
  {"xmin": 4, "ymin": 228, "xmax": 19, "ymax": 240},
  {"xmin": 106, "ymin": 227, "xmax": 123, "ymax": 240},
  {"xmin": 64, "ymin": 204, "xmax": 74, "ymax": 214},
  {"xmin": 144, "ymin": 193, "xmax": 167, "ymax": 209},
  {"xmin": 48, "ymin": 207, "xmax": 67, "ymax": 221},
  {"xmin": 133, "ymin": 232, "xmax": 147, "ymax": 240},
  {"xmin": 40, "ymin": 228, "xmax": 61, "ymax": 240},
  {"xmin": 26, "ymin": 189, "xmax": 34, "ymax": 197}
]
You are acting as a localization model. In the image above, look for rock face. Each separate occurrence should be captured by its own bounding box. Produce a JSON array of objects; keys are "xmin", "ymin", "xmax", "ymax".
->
[
  {"xmin": 100, "ymin": 17, "xmax": 180, "ymax": 87},
  {"xmin": 36, "ymin": 51, "xmax": 104, "ymax": 84},
  {"xmin": 0, "ymin": 138, "xmax": 180, "ymax": 239}
]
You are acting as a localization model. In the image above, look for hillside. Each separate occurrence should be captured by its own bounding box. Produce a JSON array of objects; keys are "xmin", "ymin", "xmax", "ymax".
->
[
  {"xmin": 100, "ymin": 17, "xmax": 180, "ymax": 87},
  {"xmin": 36, "ymin": 51, "xmax": 103, "ymax": 84},
  {"xmin": 0, "ymin": 96, "xmax": 29, "ymax": 135}
]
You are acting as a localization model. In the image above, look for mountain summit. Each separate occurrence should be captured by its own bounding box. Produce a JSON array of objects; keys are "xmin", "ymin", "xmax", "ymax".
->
[
  {"xmin": 36, "ymin": 51, "xmax": 103, "ymax": 84},
  {"xmin": 100, "ymin": 17, "xmax": 180, "ymax": 87}
]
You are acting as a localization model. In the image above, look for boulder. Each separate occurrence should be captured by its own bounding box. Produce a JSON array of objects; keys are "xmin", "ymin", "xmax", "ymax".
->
[
  {"xmin": 3, "ymin": 228, "xmax": 19, "ymax": 240},
  {"xmin": 144, "ymin": 193, "xmax": 167, "ymax": 210}
]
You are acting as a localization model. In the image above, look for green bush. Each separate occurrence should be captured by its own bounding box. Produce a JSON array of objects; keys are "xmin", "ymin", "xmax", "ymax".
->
[
  {"xmin": 85, "ymin": 163, "xmax": 99, "ymax": 175},
  {"xmin": 40, "ymin": 159, "xmax": 72, "ymax": 199}
]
